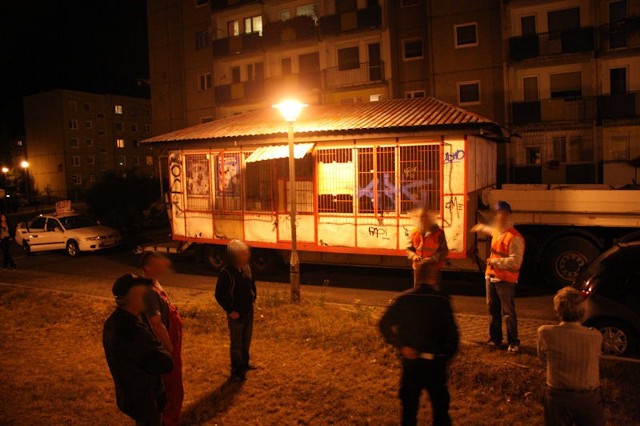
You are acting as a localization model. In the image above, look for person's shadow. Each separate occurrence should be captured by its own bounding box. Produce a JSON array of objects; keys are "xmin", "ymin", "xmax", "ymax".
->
[{"xmin": 180, "ymin": 378, "xmax": 244, "ymax": 425}]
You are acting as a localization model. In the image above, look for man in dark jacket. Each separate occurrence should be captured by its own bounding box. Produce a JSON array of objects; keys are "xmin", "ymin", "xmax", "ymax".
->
[
  {"xmin": 379, "ymin": 281, "xmax": 459, "ymax": 426},
  {"xmin": 215, "ymin": 239, "xmax": 257, "ymax": 382},
  {"xmin": 103, "ymin": 273, "xmax": 174, "ymax": 426}
]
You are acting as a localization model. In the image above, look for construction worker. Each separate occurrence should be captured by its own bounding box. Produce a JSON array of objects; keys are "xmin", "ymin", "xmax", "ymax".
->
[
  {"xmin": 407, "ymin": 208, "xmax": 449, "ymax": 288},
  {"xmin": 472, "ymin": 200, "xmax": 525, "ymax": 353}
]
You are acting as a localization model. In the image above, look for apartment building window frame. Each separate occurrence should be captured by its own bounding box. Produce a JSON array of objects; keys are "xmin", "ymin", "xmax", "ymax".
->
[
  {"xmin": 116, "ymin": 138, "xmax": 125, "ymax": 149},
  {"xmin": 144, "ymin": 124, "xmax": 151, "ymax": 133},
  {"xmin": 244, "ymin": 15, "xmax": 263, "ymax": 35},
  {"xmin": 71, "ymin": 174, "xmax": 83, "ymax": 185},
  {"xmin": 67, "ymin": 100, "xmax": 78, "ymax": 112},
  {"xmin": 114, "ymin": 105, "xmax": 123, "ymax": 115},
  {"xmin": 84, "ymin": 120, "xmax": 93, "ymax": 129},
  {"xmin": 69, "ymin": 138, "xmax": 80, "ymax": 148},
  {"xmin": 522, "ymin": 75, "xmax": 539, "ymax": 101},
  {"xmin": 608, "ymin": 133, "xmax": 630, "ymax": 161},
  {"xmin": 550, "ymin": 71, "xmax": 582, "ymax": 99},
  {"xmin": 69, "ymin": 119, "xmax": 78, "ymax": 130},
  {"xmin": 146, "ymin": 156, "xmax": 154, "ymax": 166},
  {"xmin": 85, "ymin": 138, "xmax": 94, "ymax": 147},
  {"xmin": 454, "ymin": 22, "xmax": 479, "ymax": 49},
  {"xmin": 609, "ymin": 66, "xmax": 628, "ymax": 95},
  {"xmin": 401, "ymin": 0, "xmax": 421, "ymax": 7},
  {"xmin": 195, "ymin": 30, "xmax": 211, "ymax": 50},
  {"xmin": 115, "ymin": 122, "xmax": 124, "ymax": 132},
  {"xmin": 520, "ymin": 15, "xmax": 537, "ymax": 36},
  {"xmin": 228, "ymin": 20, "xmax": 240, "ymax": 37},
  {"xmin": 198, "ymin": 73, "xmax": 212, "ymax": 92},
  {"xmin": 87, "ymin": 155, "xmax": 95, "ymax": 165},
  {"xmin": 405, "ymin": 90, "xmax": 426, "ymax": 99},
  {"xmin": 83, "ymin": 102, "xmax": 92, "ymax": 112},
  {"xmin": 296, "ymin": 4, "xmax": 317, "ymax": 20},
  {"xmin": 525, "ymin": 146, "xmax": 542, "ymax": 165},
  {"xmin": 132, "ymin": 123, "xmax": 138, "ymax": 132},
  {"xmin": 402, "ymin": 38, "xmax": 424, "ymax": 61},
  {"xmin": 71, "ymin": 156, "xmax": 81, "ymax": 167},
  {"xmin": 279, "ymin": 9, "xmax": 290, "ymax": 21},
  {"xmin": 337, "ymin": 46, "xmax": 360, "ymax": 71},
  {"xmin": 457, "ymin": 81, "xmax": 481, "ymax": 106}
]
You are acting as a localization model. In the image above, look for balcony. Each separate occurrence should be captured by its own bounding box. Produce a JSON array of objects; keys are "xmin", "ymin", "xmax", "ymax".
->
[
  {"xmin": 214, "ymin": 80, "xmax": 265, "ymax": 103},
  {"xmin": 324, "ymin": 61, "xmax": 384, "ymax": 89},
  {"xmin": 599, "ymin": 18, "xmax": 640, "ymax": 53},
  {"xmin": 263, "ymin": 15, "xmax": 319, "ymax": 47},
  {"xmin": 212, "ymin": 32, "xmax": 263, "ymax": 58},
  {"xmin": 598, "ymin": 92, "xmax": 640, "ymax": 120},
  {"xmin": 319, "ymin": 6, "xmax": 382, "ymax": 36},
  {"xmin": 511, "ymin": 97, "xmax": 596, "ymax": 125},
  {"xmin": 266, "ymin": 71, "xmax": 322, "ymax": 98},
  {"xmin": 211, "ymin": 0, "xmax": 259, "ymax": 12},
  {"xmin": 508, "ymin": 27, "xmax": 595, "ymax": 62}
]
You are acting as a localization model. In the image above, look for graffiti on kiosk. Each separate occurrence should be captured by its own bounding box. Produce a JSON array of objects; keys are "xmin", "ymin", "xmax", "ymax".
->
[
  {"xmin": 444, "ymin": 149, "xmax": 465, "ymax": 164},
  {"xmin": 169, "ymin": 153, "xmax": 184, "ymax": 217},
  {"xmin": 443, "ymin": 196, "xmax": 464, "ymax": 227},
  {"xmin": 358, "ymin": 173, "xmax": 434, "ymax": 209},
  {"xmin": 368, "ymin": 226, "xmax": 389, "ymax": 239}
]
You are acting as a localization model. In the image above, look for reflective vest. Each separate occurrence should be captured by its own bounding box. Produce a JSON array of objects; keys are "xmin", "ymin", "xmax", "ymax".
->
[
  {"xmin": 486, "ymin": 227, "xmax": 523, "ymax": 283},
  {"xmin": 410, "ymin": 227, "xmax": 445, "ymax": 271}
]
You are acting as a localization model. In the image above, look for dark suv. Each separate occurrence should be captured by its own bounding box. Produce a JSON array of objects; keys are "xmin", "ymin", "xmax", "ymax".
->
[{"xmin": 574, "ymin": 242, "xmax": 640, "ymax": 356}]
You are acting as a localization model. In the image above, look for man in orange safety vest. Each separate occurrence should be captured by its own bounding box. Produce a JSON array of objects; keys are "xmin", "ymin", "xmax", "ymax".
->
[{"xmin": 407, "ymin": 208, "xmax": 449, "ymax": 289}]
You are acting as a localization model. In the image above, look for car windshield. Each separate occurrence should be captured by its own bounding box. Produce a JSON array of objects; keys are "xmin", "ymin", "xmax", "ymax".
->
[
  {"xmin": 59, "ymin": 215, "xmax": 96, "ymax": 230},
  {"xmin": 576, "ymin": 245, "xmax": 620, "ymax": 289}
]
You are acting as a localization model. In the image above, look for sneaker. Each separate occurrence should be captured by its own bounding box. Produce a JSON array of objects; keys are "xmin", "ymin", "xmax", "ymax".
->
[
  {"xmin": 507, "ymin": 344, "xmax": 520, "ymax": 353},
  {"xmin": 485, "ymin": 339, "xmax": 500, "ymax": 347}
]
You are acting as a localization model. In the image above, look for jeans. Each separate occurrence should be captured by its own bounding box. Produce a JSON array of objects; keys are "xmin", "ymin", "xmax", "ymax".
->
[
  {"xmin": 400, "ymin": 358, "xmax": 451, "ymax": 426},
  {"xmin": 544, "ymin": 387, "xmax": 605, "ymax": 426},
  {"xmin": 1, "ymin": 238, "xmax": 16, "ymax": 269},
  {"xmin": 486, "ymin": 279, "xmax": 519, "ymax": 346},
  {"xmin": 134, "ymin": 412, "xmax": 161, "ymax": 426},
  {"xmin": 227, "ymin": 309, "xmax": 254, "ymax": 376}
]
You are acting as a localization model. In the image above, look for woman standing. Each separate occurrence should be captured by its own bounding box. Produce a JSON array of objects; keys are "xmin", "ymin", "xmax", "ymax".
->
[
  {"xmin": 215, "ymin": 239, "xmax": 257, "ymax": 382},
  {"xmin": 1, "ymin": 214, "xmax": 16, "ymax": 270}
]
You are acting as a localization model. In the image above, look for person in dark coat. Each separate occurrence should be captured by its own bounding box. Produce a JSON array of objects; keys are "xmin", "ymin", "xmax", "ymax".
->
[
  {"xmin": 103, "ymin": 273, "xmax": 174, "ymax": 426},
  {"xmin": 215, "ymin": 239, "xmax": 257, "ymax": 382},
  {"xmin": 379, "ymin": 281, "xmax": 459, "ymax": 426}
]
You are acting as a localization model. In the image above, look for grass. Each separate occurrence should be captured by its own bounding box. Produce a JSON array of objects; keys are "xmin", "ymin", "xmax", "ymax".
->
[{"xmin": 0, "ymin": 285, "xmax": 638, "ymax": 425}]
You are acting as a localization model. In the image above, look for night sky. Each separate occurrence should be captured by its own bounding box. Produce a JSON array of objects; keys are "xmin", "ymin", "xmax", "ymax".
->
[{"xmin": 0, "ymin": 0, "xmax": 149, "ymax": 160}]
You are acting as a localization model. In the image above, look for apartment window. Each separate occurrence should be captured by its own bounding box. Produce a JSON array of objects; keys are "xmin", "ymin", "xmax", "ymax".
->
[
  {"xmin": 84, "ymin": 120, "xmax": 93, "ymax": 129},
  {"xmin": 131, "ymin": 107, "xmax": 138, "ymax": 116},
  {"xmin": 455, "ymin": 23, "xmax": 478, "ymax": 48},
  {"xmin": 198, "ymin": 73, "xmax": 212, "ymax": 91},
  {"xmin": 89, "ymin": 173, "xmax": 96, "ymax": 183},
  {"xmin": 87, "ymin": 155, "xmax": 95, "ymax": 165},
  {"xmin": 279, "ymin": 9, "xmax": 290, "ymax": 21},
  {"xmin": 83, "ymin": 103, "xmax": 92, "ymax": 112},
  {"xmin": 132, "ymin": 140, "xmax": 140, "ymax": 149},
  {"xmin": 525, "ymin": 146, "xmax": 541, "ymax": 165},
  {"xmin": 521, "ymin": 15, "xmax": 536, "ymax": 36},
  {"xmin": 67, "ymin": 100, "xmax": 78, "ymax": 112},
  {"xmin": 548, "ymin": 8, "xmax": 580, "ymax": 34},
  {"xmin": 405, "ymin": 90, "xmax": 426, "ymax": 99},
  {"xmin": 144, "ymin": 124, "xmax": 151, "ymax": 133},
  {"xmin": 69, "ymin": 119, "xmax": 78, "ymax": 130},
  {"xmin": 116, "ymin": 138, "xmax": 125, "ymax": 148},
  {"xmin": 338, "ymin": 47, "xmax": 360, "ymax": 71},
  {"xmin": 115, "ymin": 122, "xmax": 124, "ymax": 132},
  {"xmin": 114, "ymin": 105, "xmax": 123, "ymax": 114},
  {"xmin": 118, "ymin": 156, "xmax": 126, "ymax": 166},
  {"xmin": 146, "ymin": 156, "xmax": 154, "ymax": 166},
  {"xmin": 195, "ymin": 30, "xmax": 210, "ymax": 49},
  {"xmin": 244, "ymin": 16, "xmax": 263, "ymax": 35},
  {"xmin": 523, "ymin": 76, "xmax": 539, "ymax": 101},
  {"xmin": 550, "ymin": 72, "xmax": 582, "ymax": 98},
  {"xmin": 457, "ymin": 81, "xmax": 480, "ymax": 105},
  {"xmin": 401, "ymin": 0, "xmax": 421, "ymax": 6},
  {"xmin": 195, "ymin": 0, "xmax": 208, "ymax": 6},
  {"xmin": 71, "ymin": 174, "xmax": 82, "ymax": 185},
  {"xmin": 610, "ymin": 67, "xmax": 627, "ymax": 94},
  {"xmin": 296, "ymin": 4, "xmax": 316, "ymax": 18},
  {"xmin": 231, "ymin": 67, "xmax": 241, "ymax": 83},
  {"xmin": 336, "ymin": 0, "xmax": 357, "ymax": 14},
  {"xmin": 228, "ymin": 20, "xmax": 240, "ymax": 37},
  {"xmin": 85, "ymin": 138, "xmax": 94, "ymax": 147},
  {"xmin": 281, "ymin": 58, "xmax": 292, "ymax": 75},
  {"xmin": 131, "ymin": 156, "xmax": 139, "ymax": 166},
  {"xmin": 71, "ymin": 156, "xmax": 81, "ymax": 167},
  {"xmin": 132, "ymin": 123, "xmax": 138, "ymax": 132},
  {"xmin": 69, "ymin": 138, "xmax": 79, "ymax": 148},
  {"xmin": 609, "ymin": 134, "xmax": 630, "ymax": 160},
  {"xmin": 200, "ymin": 116, "xmax": 214, "ymax": 123},
  {"xmin": 96, "ymin": 113, "xmax": 105, "ymax": 119},
  {"xmin": 98, "ymin": 130, "xmax": 106, "ymax": 136},
  {"xmin": 402, "ymin": 38, "xmax": 424, "ymax": 60}
]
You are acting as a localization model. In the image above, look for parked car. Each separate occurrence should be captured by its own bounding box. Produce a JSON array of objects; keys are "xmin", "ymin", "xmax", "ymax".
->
[
  {"xmin": 15, "ymin": 214, "xmax": 121, "ymax": 256},
  {"xmin": 574, "ymin": 242, "xmax": 640, "ymax": 356}
]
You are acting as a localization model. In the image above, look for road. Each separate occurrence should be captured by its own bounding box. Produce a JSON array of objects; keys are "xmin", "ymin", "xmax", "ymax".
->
[{"xmin": 1, "ymin": 243, "xmax": 557, "ymax": 321}]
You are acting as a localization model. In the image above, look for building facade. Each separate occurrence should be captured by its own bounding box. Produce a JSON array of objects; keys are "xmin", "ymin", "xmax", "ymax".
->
[{"xmin": 23, "ymin": 90, "xmax": 156, "ymax": 198}]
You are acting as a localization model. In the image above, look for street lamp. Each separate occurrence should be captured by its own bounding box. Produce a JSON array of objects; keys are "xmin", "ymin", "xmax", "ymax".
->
[
  {"xmin": 273, "ymin": 99, "xmax": 308, "ymax": 303},
  {"xmin": 21, "ymin": 160, "xmax": 30, "ymax": 202}
]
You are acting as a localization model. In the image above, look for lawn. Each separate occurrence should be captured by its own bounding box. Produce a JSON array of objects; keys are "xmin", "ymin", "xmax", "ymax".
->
[{"xmin": 0, "ymin": 285, "xmax": 638, "ymax": 425}]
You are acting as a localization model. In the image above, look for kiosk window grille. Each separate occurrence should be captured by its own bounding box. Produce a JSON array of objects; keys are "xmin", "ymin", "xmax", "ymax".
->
[
  {"xmin": 245, "ymin": 156, "xmax": 274, "ymax": 212},
  {"xmin": 357, "ymin": 147, "xmax": 396, "ymax": 214},
  {"xmin": 399, "ymin": 145, "xmax": 440, "ymax": 213},
  {"xmin": 184, "ymin": 154, "xmax": 211, "ymax": 211},
  {"xmin": 316, "ymin": 148, "xmax": 354, "ymax": 213},
  {"xmin": 214, "ymin": 153, "xmax": 242, "ymax": 211},
  {"xmin": 276, "ymin": 156, "xmax": 314, "ymax": 213}
]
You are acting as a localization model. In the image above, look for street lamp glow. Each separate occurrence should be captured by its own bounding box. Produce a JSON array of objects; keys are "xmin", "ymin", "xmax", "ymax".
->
[
  {"xmin": 273, "ymin": 100, "xmax": 308, "ymax": 123},
  {"xmin": 1, "ymin": 167, "xmax": 8, "ymax": 173},
  {"xmin": 20, "ymin": 161, "xmax": 29, "ymax": 169}
]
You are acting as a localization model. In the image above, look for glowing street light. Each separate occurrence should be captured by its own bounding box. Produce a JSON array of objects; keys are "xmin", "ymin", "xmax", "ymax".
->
[
  {"xmin": 1, "ymin": 167, "xmax": 8, "ymax": 174},
  {"xmin": 20, "ymin": 160, "xmax": 30, "ymax": 201},
  {"xmin": 273, "ymin": 99, "xmax": 308, "ymax": 303},
  {"xmin": 20, "ymin": 160, "xmax": 29, "ymax": 169}
]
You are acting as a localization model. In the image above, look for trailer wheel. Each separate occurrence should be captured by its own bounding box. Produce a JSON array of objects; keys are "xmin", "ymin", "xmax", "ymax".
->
[
  {"xmin": 250, "ymin": 249, "xmax": 283, "ymax": 276},
  {"xmin": 205, "ymin": 245, "xmax": 225, "ymax": 272},
  {"xmin": 542, "ymin": 236, "xmax": 600, "ymax": 289}
]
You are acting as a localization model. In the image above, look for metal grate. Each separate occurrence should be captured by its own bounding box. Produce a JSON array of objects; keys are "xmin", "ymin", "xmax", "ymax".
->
[
  {"xmin": 317, "ymin": 148, "xmax": 354, "ymax": 213},
  {"xmin": 184, "ymin": 153, "xmax": 211, "ymax": 211},
  {"xmin": 214, "ymin": 152, "xmax": 242, "ymax": 211},
  {"xmin": 399, "ymin": 145, "xmax": 440, "ymax": 213},
  {"xmin": 244, "ymin": 154, "xmax": 274, "ymax": 212},
  {"xmin": 357, "ymin": 146, "xmax": 396, "ymax": 214}
]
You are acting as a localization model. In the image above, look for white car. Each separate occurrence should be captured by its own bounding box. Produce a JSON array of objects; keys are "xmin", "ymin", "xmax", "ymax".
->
[{"xmin": 15, "ymin": 214, "xmax": 121, "ymax": 256}]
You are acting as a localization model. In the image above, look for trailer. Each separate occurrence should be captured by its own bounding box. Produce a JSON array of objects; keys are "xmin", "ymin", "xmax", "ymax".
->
[
  {"xmin": 479, "ymin": 185, "xmax": 640, "ymax": 288},
  {"xmin": 142, "ymin": 98, "xmax": 506, "ymax": 274}
]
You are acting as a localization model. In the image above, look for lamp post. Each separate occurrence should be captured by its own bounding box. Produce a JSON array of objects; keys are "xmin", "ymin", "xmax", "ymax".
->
[
  {"xmin": 273, "ymin": 100, "xmax": 307, "ymax": 303},
  {"xmin": 20, "ymin": 160, "xmax": 30, "ymax": 203}
]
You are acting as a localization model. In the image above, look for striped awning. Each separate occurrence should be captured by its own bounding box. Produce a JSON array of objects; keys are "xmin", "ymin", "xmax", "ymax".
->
[{"xmin": 245, "ymin": 143, "xmax": 315, "ymax": 163}]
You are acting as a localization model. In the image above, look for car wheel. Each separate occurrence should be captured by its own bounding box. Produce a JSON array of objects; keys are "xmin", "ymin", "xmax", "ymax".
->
[
  {"xmin": 22, "ymin": 241, "xmax": 31, "ymax": 255},
  {"xmin": 205, "ymin": 245, "xmax": 225, "ymax": 272},
  {"xmin": 593, "ymin": 320, "xmax": 637, "ymax": 356},
  {"xmin": 66, "ymin": 240, "xmax": 80, "ymax": 257},
  {"xmin": 542, "ymin": 236, "xmax": 601, "ymax": 289}
]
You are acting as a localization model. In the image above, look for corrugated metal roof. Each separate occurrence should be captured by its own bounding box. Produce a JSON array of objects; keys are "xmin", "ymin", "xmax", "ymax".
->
[
  {"xmin": 143, "ymin": 97, "xmax": 501, "ymax": 144},
  {"xmin": 245, "ymin": 143, "xmax": 315, "ymax": 163}
]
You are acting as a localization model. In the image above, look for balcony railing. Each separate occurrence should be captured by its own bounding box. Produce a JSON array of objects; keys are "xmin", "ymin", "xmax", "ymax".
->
[
  {"xmin": 511, "ymin": 97, "xmax": 596, "ymax": 124},
  {"xmin": 599, "ymin": 18, "xmax": 640, "ymax": 53},
  {"xmin": 212, "ymin": 32, "xmax": 263, "ymax": 58},
  {"xmin": 266, "ymin": 71, "xmax": 322, "ymax": 98},
  {"xmin": 508, "ymin": 27, "xmax": 595, "ymax": 61},
  {"xmin": 324, "ymin": 61, "xmax": 384, "ymax": 89},
  {"xmin": 598, "ymin": 92, "xmax": 640, "ymax": 120},
  {"xmin": 214, "ymin": 80, "xmax": 265, "ymax": 103},
  {"xmin": 263, "ymin": 15, "xmax": 319, "ymax": 47},
  {"xmin": 319, "ymin": 6, "xmax": 382, "ymax": 36},
  {"xmin": 211, "ymin": 0, "xmax": 259, "ymax": 12}
]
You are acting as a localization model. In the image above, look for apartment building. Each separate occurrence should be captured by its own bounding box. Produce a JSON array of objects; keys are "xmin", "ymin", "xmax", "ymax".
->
[
  {"xmin": 505, "ymin": 0, "xmax": 640, "ymax": 185},
  {"xmin": 23, "ymin": 90, "xmax": 156, "ymax": 197}
]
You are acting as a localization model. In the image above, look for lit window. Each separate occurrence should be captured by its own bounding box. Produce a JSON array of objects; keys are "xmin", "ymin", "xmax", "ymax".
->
[
  {"xmin": 455, "ymin": 23, "xmax": 478, "ymax": 48},
  {"xmin": 116, "ymin": 139, "xmax": 125, "ymax": 148},
  {"xmin": 146, "ymin": 156, "xmax": 154, "ymax": 166},
  {"xmin": 69, "ymin": 138, "xmax": 80, "ymax": 148},
  {"xmin": 458, "ymin": 81, "xmax": 480, "ymax": 105},
  {"xmin": 118, "ymin": 156, "xmax": 126, "ymax": 166},
  {"xmin": 244, "ymin": 16, "xmax": 263, "ymax": 35},
  {"xmin": 114, "ymin": 105, "xmax": 123, "ymax": 115},
  {"xmin": 87, "ymin": 155, "xmax": 95, "ymax": 165},
  {"xmin": 228, "ymin": 20, "xmax": 240, "ymax": 37},
  {"xmin": 338, "ymin": 47, "xmax": 360, "ymax": 70},
  {"xmin": 69, "ymin": 120, "xmax": 78, "ymax": 130},
  {"xmin": 405, "ymin": 90, "xmax": 426, "ymax": 99},
  {"xmin": 279, "ymin": 9, "xmax": 290, "ymax": 21},
  {"xmin": 71, "ymin": 174, "xmax": 82, "ymax": 185},
  {"xmin": 403, "ymin": 39, "xmax": 424, "ymax": 60},
  {"xmin": 296, "ymin": 3, "xmax": 316, "ymax": 18},
  {"xmin": 198, "ymin": 73, "xmax": 212, "ymax": 91},
  {"xmin": 195, "ymin": 30, "xmax": 210, "ymax": 49}
]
